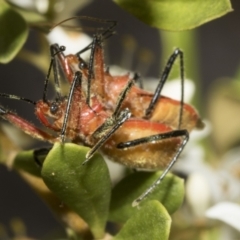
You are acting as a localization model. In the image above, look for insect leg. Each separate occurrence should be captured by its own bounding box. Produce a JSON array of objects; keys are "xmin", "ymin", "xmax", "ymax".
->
[
  {"xmin": 82, "ymin": 34, "xmax": 108, "ymax": 106},
  {"xmin": 0, "ymin": 106, "xmax": 57, "ymax": 143},
  {"xmin": 117, "ymin": 129, "xmax": 189, "ymax": 206},
  {"xmin": 43, "ymin": 44, "xmax": 66, "ymax": 102},
  {"xmin": 83, "ymin": 108, "xmax": 131, "ymax": 165},
  {"xmin": 83, "ymin": 79, "xmax": 134, "ymax": 163},
  {"xmin": 85, "ymin": 35, "xmax": 98, "ymax": 106},
  {"xmin": 112, "ymin": 79, "xmax": 134, "ymax": 118},
  {"xmin": 145, "ymin": 49, "xmax": 184, "ymax": 129},
  {"xmin": 60, "ymin": 71, "xmax": 82, "ymax": 142},
  {"xmin": 92, "ymin": 77, "xmax": 134, "ymax": 139}
]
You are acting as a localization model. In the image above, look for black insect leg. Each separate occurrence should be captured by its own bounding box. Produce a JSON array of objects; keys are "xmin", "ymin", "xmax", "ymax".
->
[
  {"xmin": 80, "ymin": 33, "xmax": 111, "ymax": 107},
  {"xmin": 83, "ymin": 79, "xmax": 134, "ymax": 164},
  {"xmin": 43, "ymin": 44, "xmax": 66, "ymax": 102},
  {"xmin": 85, "ymin": 35, "xmax": 97, "ymax": 106},
  {"xmin": 91, "ymin": 78, "xmax": 134, "ymax": 138},
  {"xmin": 75, "ymin": 23, "xmax": 116, "ymax": 106},
  {"xmin": 60, "ymin": 71, "xmax": 82, "ymax": 143},
  {"xmin": 83, "ymin": 108, "xmax": 131, "ymax": 165},
  {"xmin": 145, "ymin": 49, "xmax": 184, "ymax": 129},
  {"xmin": 112, "ymin": 79, "xmax": 134, "ymax": 118},
  {"xmin": 117, "ymin": 129, "xmax": 189, "ymax": 206}
]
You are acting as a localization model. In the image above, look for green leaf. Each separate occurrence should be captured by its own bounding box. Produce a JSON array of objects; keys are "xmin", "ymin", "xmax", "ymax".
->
[
  {"xmin": 13, "ymin": 150, "xmax": 42, "ymax": 177},
  {"xmin": 113, "ymin": 0, "xmax": 232, "ymax": 31},
  {"xmin": 113, "ymin": 200, "xmax": 171, "ymax": 240},
  {"xmin": 109, "ymin": 171, "xmax": 184, "ymax": 223},
  {"xmin": 41, "ymin": 143, "xmax": 111, "ymax": 239},
  {"xmin": 0, "ymin": 1, "xmax": 28, "ymax": 63}
]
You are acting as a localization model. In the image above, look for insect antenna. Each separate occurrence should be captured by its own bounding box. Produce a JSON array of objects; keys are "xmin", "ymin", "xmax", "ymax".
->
[
  {"xmin": 0, "ymin": 93, "xmax": 36, "ymax": 105},
  {"xmin": 75, "ymin": 18, "xmax": 117, "ymax": 56},
  {"xmin": 145, "ymin": 49, "xmax": 184, "ymax": 129},
  {"xmin": 52, "ymin": 16, "xmax": 117, "ymax": 34},
  {"xmin": 52, "ymin": 16, "xmax": 117, "ymax": 57}
]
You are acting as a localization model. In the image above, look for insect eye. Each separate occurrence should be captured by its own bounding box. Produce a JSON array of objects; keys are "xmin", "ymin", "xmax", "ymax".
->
[
  {"xmin": 50, "ymin": 102, "xmax": 59, "ymax": 114},
  {"xmin": 79, "ymin": 60, "xmax": 88, "ymax": 70}
]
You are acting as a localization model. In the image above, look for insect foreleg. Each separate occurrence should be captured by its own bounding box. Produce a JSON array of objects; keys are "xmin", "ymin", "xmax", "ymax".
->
[{"xmin": 83, "ymin": 108, "xmax": 131, "ymax": 165}]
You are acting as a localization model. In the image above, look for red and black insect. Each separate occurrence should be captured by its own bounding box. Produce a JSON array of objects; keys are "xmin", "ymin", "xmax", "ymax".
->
[
  {"xmin": 0, "ymin": 20, "xmax": 200, "ymax": 205},
  {"xmin": 47, "ymin": 25, "xmax": 204, "ymax": 204}
]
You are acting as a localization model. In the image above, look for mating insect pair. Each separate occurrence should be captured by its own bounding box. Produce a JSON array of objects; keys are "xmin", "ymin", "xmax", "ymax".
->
[{"xmin": 0, "ymin": 19, "xmax": 203, "ymax": 205}]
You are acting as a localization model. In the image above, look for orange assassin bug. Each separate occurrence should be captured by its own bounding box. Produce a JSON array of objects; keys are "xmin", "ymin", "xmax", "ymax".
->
[
  {"xmin": 47, "ymin": 21, "xmax": 204, "ymax": 204},
  {"xmin": 0, "ymin": 17, "xmax": 202, "ymax": 205},
  {"xmin": 0, "ymin": 43, "xmax": 189, "ymax": 205}
]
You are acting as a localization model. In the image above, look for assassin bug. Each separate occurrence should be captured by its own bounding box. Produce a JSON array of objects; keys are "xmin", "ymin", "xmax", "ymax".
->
[
  {"xmin": 0, "ymin": 39, "xmax": 189, "ymax": 205},
  {"xmin": 37, "ymin": 18, "xmax": 202, "ymax": 204}
]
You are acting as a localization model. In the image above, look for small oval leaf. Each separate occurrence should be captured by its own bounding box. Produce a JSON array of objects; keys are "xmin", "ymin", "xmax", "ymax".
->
[
  {"xmin": 114, "ymin": 0, "xmax": 233, "ymax": 31},
  {"xmin": 41, "ymin": 143, "xmax": 111, "ymax": 239},
  {"xmin": 0, "ymin": 1, "xmax": 28, "ymax": 63},
  {"xmin": 109, "ymin": 171, "xmax": 184, "ymax": 223},
  {"xmin": 113, "ymin": 200, "xmax": 171, "ymax": 240}
]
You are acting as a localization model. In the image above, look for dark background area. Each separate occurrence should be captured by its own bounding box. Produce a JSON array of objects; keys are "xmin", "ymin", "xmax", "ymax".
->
[{"xmin": 0, "ymin": 0, "xmax": 240, "ymax": 238}]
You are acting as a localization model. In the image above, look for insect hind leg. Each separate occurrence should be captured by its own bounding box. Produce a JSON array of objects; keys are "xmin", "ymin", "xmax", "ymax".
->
[
  {"xmin": 117, "ymin": 129, "xmax": 189, "ymax": 206},
  {"xmin": 145, "ymin": 49, "xmax": 184, "ymax": 129}
]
